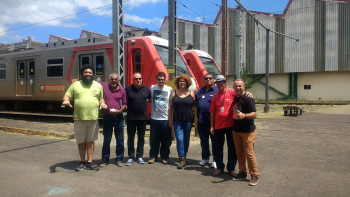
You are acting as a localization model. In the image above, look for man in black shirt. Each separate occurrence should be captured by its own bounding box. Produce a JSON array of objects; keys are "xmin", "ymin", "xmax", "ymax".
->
[
  {"xmin": 231, "ymin": 79, "xmax": 260, "ymax": 186},
  {"xmin": 125, "ymin": 73, "xmax": 151, "ymax": 166}
]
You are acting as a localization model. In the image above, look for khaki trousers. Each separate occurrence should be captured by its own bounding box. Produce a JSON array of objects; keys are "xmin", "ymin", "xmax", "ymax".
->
[{"xmin": 233, "ymin": 130, "xmax": 259, "ymax": 177}]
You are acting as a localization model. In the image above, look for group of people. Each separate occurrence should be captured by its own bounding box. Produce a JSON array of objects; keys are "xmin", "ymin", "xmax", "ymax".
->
[{"xmin": 62, "ymin": 64, "xmax": 260, "ymax": 186}]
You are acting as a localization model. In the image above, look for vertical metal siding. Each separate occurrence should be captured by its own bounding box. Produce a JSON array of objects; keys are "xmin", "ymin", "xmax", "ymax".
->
[
  {"xmin": 199, "ymin": 25, "xmax": 209, "ymax": 52},
  {"xmin": 314, "ymin": 0, "xmax": 326, "ymax": 72},
  {"xmin": 275, "ymin": 17, "xmax": 285, "ymax": 73},
  {"xmin": 193, "ymin": 24, "xmax": 200, "ymax": 49},
  {"xmin": 285, "ymin": 0, "xmax": 315, "ymax": 73},
  {"xmin": 325, "ymin": 2, "xmax": 339, "ymax": 71},
  {"xmin": 245, "ymin": 14, "xmax": 255, "ymax": 74},
  {"xmin": 338, "ymin": 3, "xmax": 350, "ymax": 70},
  {"xmin": 177, "ymin": 21, "xmax": 185, "ymax": 45},
  {"xmin": 208, "ymin": 27, "xmax": 216, "ymax": 62},
  {"xmin": 227, "ymin": 11, "xmax": 236, "ymax": 75},
  {"xmin": 185, "ymin": 23, "xmax": 193, "ymax": 46}
]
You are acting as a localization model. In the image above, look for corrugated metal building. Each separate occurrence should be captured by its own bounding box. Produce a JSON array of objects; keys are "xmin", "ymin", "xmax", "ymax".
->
[{"xmin": 159, "ymin": 0, "xmax": 350, "ymax": 101}]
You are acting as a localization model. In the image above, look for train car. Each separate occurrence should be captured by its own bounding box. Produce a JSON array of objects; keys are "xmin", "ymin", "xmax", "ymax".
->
[
  {"xmin": 183, "ymin": 50, "xmax": 221, "ymax": 87},
  {"xmin": 0, "ymin": 35, "xmax": 198, "ymax": 113}
]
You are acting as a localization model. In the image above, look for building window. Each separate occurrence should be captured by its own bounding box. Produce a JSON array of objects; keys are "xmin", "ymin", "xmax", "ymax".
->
[
  {"xmin": 0, "ymin": 63, "xmax": 6, "ymax": 79},
  {"xmin": 47, "ymin": 58, "xmax": 63, "ymax": 77}
]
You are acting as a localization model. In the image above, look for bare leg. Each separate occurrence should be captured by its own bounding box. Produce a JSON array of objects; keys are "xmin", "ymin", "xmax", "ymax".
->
[
  {"xmin": 78, "ymin": 142, "xmax": 87, "ymax": 162},
  {"xmin": 86, "ymin": 141, "xmax": 94, "ymax": 162}
]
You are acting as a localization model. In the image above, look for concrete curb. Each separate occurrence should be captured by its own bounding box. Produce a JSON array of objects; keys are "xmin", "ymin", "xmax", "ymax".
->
[{"xmin": 0, "ymin": 126, "xmax": 75, "ymax": 139}]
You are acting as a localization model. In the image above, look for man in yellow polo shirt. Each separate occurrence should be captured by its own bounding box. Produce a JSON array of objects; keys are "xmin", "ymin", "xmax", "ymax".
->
[{"xmin": 63, "ymin": 65, "xmax": 107, "ymax": 171}]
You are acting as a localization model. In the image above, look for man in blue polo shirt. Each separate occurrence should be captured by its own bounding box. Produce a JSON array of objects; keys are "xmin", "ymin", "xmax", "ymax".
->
[{"xmin": 195, "ymin": 73, "xmax": 218, "ymax": 168}]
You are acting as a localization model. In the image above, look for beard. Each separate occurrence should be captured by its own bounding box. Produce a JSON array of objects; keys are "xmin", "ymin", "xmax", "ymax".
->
[{"xmin": 82, "ymin": 75, "xmax": 94, "ymax": 85}]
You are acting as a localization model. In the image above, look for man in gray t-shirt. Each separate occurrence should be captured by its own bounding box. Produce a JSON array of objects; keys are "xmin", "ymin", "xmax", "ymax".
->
[{"xmin": 148, "ymin": 72, "xmax": 173, "ymax": 164}]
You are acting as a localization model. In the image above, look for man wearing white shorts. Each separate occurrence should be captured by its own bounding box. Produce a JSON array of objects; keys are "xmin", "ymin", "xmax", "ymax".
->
[{"xmin": 63, "ymin": 65, "xmax": 107, "ymax": 171}]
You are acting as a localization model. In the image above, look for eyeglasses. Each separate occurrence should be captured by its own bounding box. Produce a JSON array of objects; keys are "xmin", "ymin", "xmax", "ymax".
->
[
  {"xmin": 204, "ymin": 77, "xmax": 213, "ymax": 80},
  {"xmin": 157, "ymin": 78, "xmax": 165, "ymax": 81},
  {"xmin": 134, "ymin": 78, "xmax": 142, "ymax": 81}
]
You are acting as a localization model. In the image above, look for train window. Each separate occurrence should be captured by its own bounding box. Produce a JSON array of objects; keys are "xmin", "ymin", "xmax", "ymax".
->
[
  {"xmin": 82, "ymin": 56, "xmax": 90, "ymax": 66},
  {"xmin": 18, "ymin": 62, "xmax": 25, "ymax": 79},
  {"xmin": 29, "ymin": 61, "xmax": 35, "ymax": 78},
  {"xmin": 47, "ymin": 58, "xmax": 63, "ymax": 77},
  {"xmin": 95, "ymin": 55, "xmax": 104, "ymax": 76},
  {"xmin": 0, "ymin": 63, "xmax": 5, "ymax": 79},
  {"xmin": 134, "ymin": 51, "xmax": 141, "ymax": 73}
]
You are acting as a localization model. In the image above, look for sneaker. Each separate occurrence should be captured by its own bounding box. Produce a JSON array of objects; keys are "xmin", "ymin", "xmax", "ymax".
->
[
  {"xmin": 126, "ymin": 158, "xmax": 134, "ymax": 166},
  {"xmin": 100, "ymin": 161, "xmax": 108, "ymax": 167},
  {"xmin": 148, "ymin": 158, "xmax": 156, "ymax": 164},
  {"xmin": 232, "ymin": 171, "xmax": 247, "ymax": 181},
  {"xmin": 75, "ymin": 162, "xmax": 86, "ymax": 171},
  {"xmin": 249, "ymin": 175, "xmax": 259, "ymax": 186},
  {"xmin": 211, "ymin": 161, "xmax": 217, "ymax": 169},
  {"xmin": 161, "ymin": 159, "xmax": 169, "ymax": 165},
  {"xmin": 116, "ymin": 160, "xmax": 123, "ymax": 167},
  {"xmin": 199, "ymin": 159, "xmax": 209, "ymax": 166},
  {"xmin": 137, "ymin": 158, "xmax": 145, "ymax": 164},
  {"xmin": 86, "ymin": 162, "xmax": 100, "ymax": 171}
]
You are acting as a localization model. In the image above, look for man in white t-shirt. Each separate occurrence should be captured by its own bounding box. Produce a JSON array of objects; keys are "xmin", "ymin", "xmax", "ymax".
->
[{"xmin": 148, "ymin": 72, "xmax": 173, "ymax": 164}]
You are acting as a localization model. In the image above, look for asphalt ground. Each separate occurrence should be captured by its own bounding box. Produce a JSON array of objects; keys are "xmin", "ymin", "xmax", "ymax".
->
[{"xmin": 0, "ymin": 105, "xmax": 349, "ymax": 196}]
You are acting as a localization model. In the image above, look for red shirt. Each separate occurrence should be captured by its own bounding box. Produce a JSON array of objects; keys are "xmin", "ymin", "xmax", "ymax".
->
[{"xmin": 210, "ymin": 89, "xmax": 236, "ymax": 130}]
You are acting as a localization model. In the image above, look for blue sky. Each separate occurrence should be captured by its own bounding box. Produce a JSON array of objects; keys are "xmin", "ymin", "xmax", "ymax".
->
[{"xmin": 0, "ymin": 0, "xmax": 290, "ymax": 44}]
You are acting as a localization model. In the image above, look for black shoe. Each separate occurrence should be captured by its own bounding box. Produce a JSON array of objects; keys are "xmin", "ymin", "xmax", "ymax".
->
[
  {"xmin": 75, "ymin": 162, "xmax": 86, "ymax": 171},
  {"xmin": 86, "ymin": 162, "xmax": 100, "ymax": 171}
]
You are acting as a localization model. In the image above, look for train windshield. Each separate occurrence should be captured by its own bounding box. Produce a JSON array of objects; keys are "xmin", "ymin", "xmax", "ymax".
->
[
  {"xmin": 199, "ymin": 56, "xmax": 220, "ymax": 77},
  {"xmin": 154, "ymin": 45, "xmax": 192, "ymax": 77}
]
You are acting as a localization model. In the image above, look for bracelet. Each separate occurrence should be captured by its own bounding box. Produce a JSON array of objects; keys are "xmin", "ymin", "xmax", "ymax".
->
[{"xmin": 245, "ymin": 114, "xmax": 247, "ymax": 119}]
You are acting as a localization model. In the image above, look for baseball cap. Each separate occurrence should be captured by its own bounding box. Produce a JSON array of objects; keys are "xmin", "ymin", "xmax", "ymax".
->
[{"xmin": 215, "ymin": 75, "xmax": 226, "ymax": 82}]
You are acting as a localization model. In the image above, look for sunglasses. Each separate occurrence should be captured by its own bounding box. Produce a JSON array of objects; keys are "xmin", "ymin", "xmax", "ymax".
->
[
  {"xmin": 134, "ymin": 78, "xmax": 142, "ymax": 80},
  {"xmin": 204, "ymin": 77, "xmax": 213, "ymax": 80},
  {"xmin": 157, "ymin": 78, "xmax": 165, "ymax": 81}
]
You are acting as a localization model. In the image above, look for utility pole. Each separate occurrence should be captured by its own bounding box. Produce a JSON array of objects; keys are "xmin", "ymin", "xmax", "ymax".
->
[
  {"xmin": 221, "ymin": 0, "xmax": 227, "ymax": 77},
  {"xmin": 113, "ymin": 0, "xmax": 125, "ymax": 86},
  {"xmin": 234, "ymin": 0, "xmax": 299, "ymax": 113},
  {"xmin": 168, "ymin": 0, "xmax": 177, "ymax": 80},
  {"xmin": 235, "ymin": 0, "xmax": 242, "ymax": 79}
]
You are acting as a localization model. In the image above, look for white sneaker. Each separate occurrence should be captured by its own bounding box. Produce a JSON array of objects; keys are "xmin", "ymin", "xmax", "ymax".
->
[
  {"xmin": 211, "ymin": 161, "xmax": 217, "ymax": 169},
  {"xmin": 137, "ymin": 158, "xmax": 145, "ymax": 164},
  {"xmin": 199, "ymin": 159, "xmax": 209, "ymax": 166},
  {"xmin": 126, "ymin": 158, "xmax": 133, "ymax": 166}
]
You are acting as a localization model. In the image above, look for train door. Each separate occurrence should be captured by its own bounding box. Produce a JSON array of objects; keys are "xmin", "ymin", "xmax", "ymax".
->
[
  {"xmin": 16, "ymin": 60, "xmax": 35, "ymax": 96},
  {"xmin": 79, "ymin": 54, "xmax": 104, "ymax": 81},
  {"xmin": 127, "ymin": 49, "xmax": 142, "ymax": 86}
]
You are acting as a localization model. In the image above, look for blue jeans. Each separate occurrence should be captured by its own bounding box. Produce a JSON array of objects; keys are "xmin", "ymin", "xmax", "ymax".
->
[
  {"xmin": 149, "ymin": 119, "xmax": 172, "ymax": 159},
  {"xmin": 174, "ymin": 121, "xmax": 192, "ymax": 157},
  {"xmin": 102, "ymin": 114, "xmax": 124, "ymax": 162},
  {"xmin": 127, "ymin": 120, "xmax": 146, "ymax": 159},
  {"xmin": 214, "ymin": 127, "xmax": 237, "ymax": 172},
  {"xmin": 198, "ymin": 123, "xmax": 216, "ymax": 161}
]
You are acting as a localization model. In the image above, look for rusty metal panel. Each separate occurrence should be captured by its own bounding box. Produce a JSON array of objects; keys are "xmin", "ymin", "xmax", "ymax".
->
[
  {"xmin": 285, "ymin": 0, "xmax": 316, "ymax": 73},
  {"xmin": 325, "ymin": 2, "xmax": 339, "ymax": 71}
]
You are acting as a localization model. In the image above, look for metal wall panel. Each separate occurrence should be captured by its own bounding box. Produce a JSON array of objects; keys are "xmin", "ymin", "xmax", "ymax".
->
[
  {"xmin": 338, "ymin": 3, "xmax": 350, "ymax": 70},
  {"xmin": 325, "ymin": 2, "xmax": 339, "ymax": 71},
  {"xmin": 245, "ymin": 14, "xmax": 255, "ymax": 74},
  {"xmin": 193, "ymin": 24, "xmax": 201, "ymax": 49},
  {"xmin": 285, "ymin": 0, "xmax": 315, "ymax": 73},
  {"xmin": 199, "ymin": 25, "xmax": 209, "ymax": 52},
  {"xmin": 177, "ymin": 21, "xmax": 185, "ymax": 45},
  {"xmin": 227, "ymin": 11, "xmax": 236, "ymax": 75},
  {"xmin": 314, "ymin": 0, "xmax": 326, "ymax": 71},
  {"xmin": 275, "ymin": 17, "xmax": 285, "ymax": 73},
  {"xmin": 185, "ymin": 23, "xmax": 194, "ymax": 46}
]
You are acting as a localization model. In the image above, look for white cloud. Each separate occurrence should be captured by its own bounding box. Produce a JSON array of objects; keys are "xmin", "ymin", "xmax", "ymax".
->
[{"xmin": 125, "ymin": 0, "xmax": 166, "ymax": 9}]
